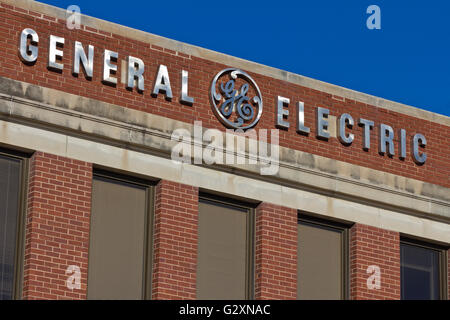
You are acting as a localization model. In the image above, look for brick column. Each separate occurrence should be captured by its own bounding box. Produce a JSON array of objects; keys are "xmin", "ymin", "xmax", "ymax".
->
[
  {"xmin": 255, "ymin": 202, "xmax": 297, "ymax": 300},
  {"xmin": 151, "ymin": 180, "xmax": 198, "ymax": 299},
  {"xmin": 22, "ymin": 152, "xmax": 92, "ymax": 299},
  {"xmin": 350, "ymin": 223, "xmax": 400, "ymax": 300}
]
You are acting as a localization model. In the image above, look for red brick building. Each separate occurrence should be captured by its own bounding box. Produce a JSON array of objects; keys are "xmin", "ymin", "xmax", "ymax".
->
[{"xmin": 0, "ymin": 0, "xmax": 448, "ymax": 300}]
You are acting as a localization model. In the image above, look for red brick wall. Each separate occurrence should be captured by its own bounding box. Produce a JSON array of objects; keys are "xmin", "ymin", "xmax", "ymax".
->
[
  {"xmin": 255, "ymin": 202, "xmax": 297, "ymax": 299},
  {"xmin": 350, "ymin": 223, "xmax": 400, "ymax": 300},
  {"xmin": 1, "ymin": 2, "xmax": 449, "ymax": 188},
  {"xmin": 23, "ymin": 152, "xmax": 92, "ymax": 300},
  {"xmin": 151, "ymin": 180, "xmax": 198, "ymax": 299},
  {"xmin": 1, "ymin": 1, "xmax": 447, "ymax": 302}
]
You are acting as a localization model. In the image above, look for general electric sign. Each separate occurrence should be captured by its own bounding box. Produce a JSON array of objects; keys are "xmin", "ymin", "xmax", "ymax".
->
[
  {"xmin": 210, "ymin": 68, "xmax": 263, "ymax": 130},
  {"xmin": 18, "ymin": 28, "xmax": 427, "ymax": 164}
]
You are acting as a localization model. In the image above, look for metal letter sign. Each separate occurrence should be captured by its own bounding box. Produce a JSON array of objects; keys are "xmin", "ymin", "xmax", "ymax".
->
[
  {"xmin": 210, "ymin": 68, "xmax": 263, "ymax": 130},
  {"xmin": 16, "ymin": 28, "xmax": 429, "ymax": 164}
]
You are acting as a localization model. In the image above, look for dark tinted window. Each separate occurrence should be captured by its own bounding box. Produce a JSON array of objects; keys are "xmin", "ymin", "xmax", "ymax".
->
[
  {"xmin": 0, "ymin": 155, "xmax": 22, "ymax": 300},
  {"xmin": 88, "ymin": 175, "xmax": 152, "ymax": 299},
  {"xmin": 401, "ymin": 242, "xmax": 441, "ymax": 300},
  {"xmin": 197, "ymin": 199, "xmax": 252, "ymax": 300},
  {"xmin": 297, "ymin": 220, "xmax": 346, "ymax": 300}
]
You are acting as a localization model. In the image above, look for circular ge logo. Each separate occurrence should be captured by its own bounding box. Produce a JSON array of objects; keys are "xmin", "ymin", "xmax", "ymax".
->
[{"xmin": 210, "ymin": 68, "xmax": 263, "ymax": 130}]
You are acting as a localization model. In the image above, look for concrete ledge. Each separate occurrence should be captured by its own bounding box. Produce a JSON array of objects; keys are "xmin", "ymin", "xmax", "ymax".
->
[
  {"xmin": 0, "ymin": 119, "xmax": 449, "ymax": 243},
  {"xmin": 0, "ymin": 76, "xmax": 448, "ymax": 223},
  {"xmin": 3, "ymin": 0, "xmax": 450, "ymax": 126}
]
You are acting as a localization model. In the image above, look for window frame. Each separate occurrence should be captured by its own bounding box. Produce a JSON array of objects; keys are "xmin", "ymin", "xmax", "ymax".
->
[
  {"xmin": 88, "ymin": 169, "xmax": 156, "ymax": 300},
  {"xmin": 297, "ymin": 213, "xmax": 350, "ymax": 300},
  {"xmin": 198, "ymin": 192, "xmax": 256, "ymax": 300},
  {"xmin": 400, "ymin": 237, "xmax": 448, "ymax": 300},
  {"xmin": 0, "ymin": 148, "xmax": 30, "ymax": 300}
]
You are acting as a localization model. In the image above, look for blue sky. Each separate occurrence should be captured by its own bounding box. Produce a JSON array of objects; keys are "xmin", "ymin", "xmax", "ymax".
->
[{"xmin": 39, "ymin": 0, "xmax": 450, "ymax": 117}]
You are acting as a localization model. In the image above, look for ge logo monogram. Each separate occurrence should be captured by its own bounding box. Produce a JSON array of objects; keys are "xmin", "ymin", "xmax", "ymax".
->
[{"xmin": 210, "ymin": 68, "xmax": 263, "ymax": 130}]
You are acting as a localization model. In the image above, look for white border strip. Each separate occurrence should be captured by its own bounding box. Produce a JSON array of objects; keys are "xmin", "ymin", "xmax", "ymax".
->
[{"xmin": 1, "ymin": 119, "xmax": 449, "ymax": 243}]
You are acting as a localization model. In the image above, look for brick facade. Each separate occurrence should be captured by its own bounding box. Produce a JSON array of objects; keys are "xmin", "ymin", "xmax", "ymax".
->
[
  {"xmin": 255, "ymin": 202, "xmax": 297, "ymax": 300},
  {"xmin": 151, "ymin": 180, "xmax": 199, "ymax": 299},
  {"xmin": 1, "ymin": 2, "xmax": 449, "ymax": 188},
  {"xmin": 18, "ymin": 154, "xmax": 445, "ymax": 300},
  {"xmin": 350, "ymin": 224, "xmax": 401, "ymax": 300},
  {"xmin": 22, "ymin": 152, "xmax": 92, "ymax": 300},
  {"xmin": 0, "ymin": 1, "xmax": 447, "ymax": 301}
]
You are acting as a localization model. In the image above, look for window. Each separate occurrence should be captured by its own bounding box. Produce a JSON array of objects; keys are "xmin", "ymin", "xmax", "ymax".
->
[
  {"xmin": 196, "ymin": 196, "xmax": 254, "ymax": 300},
  {"xmin": 401, "ymin": 239, "xmax": 448, "ymax": 300},
  {"xmin": 0, "ymin": 151, "xmax": 27, "ymax": 300},
  {"xmin": 87, "ymin": 172, "xmax": 154, "ymax": 299},
  {"xmin": 297, "ymin": 215, "xmax": 349, "ymax": 300}
]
